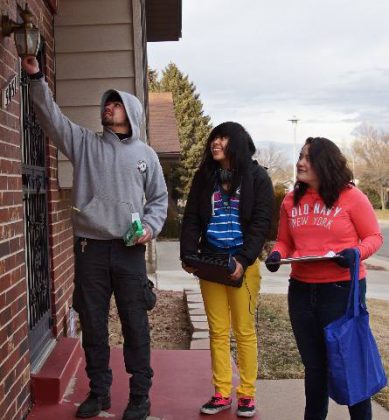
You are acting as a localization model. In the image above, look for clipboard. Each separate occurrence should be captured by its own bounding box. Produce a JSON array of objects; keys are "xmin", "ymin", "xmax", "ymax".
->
[{"xmin": 267, "ymin": 251, "xmax": 340, "ymax": 265}]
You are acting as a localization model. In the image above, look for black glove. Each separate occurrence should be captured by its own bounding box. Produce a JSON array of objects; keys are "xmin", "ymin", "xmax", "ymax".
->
[
  {"xmin": 335, "ymin": 248, "xmax": 358, "ymax": 268},
  {"xmin": 265, "ymin": 251, "xmax": 281, "ymax": 272}
]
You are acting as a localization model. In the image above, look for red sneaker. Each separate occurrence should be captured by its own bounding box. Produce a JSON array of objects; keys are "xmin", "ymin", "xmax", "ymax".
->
[
  {"xmin": 237, "ymin": 396, "xmax": 256, "ymax": 417},
  {"xmin": 200, "ymin": 392, "xmax": 232, "ymax": 415}
]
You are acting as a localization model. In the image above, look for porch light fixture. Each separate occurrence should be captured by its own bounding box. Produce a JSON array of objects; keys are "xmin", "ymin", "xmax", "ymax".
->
[{"xmin": 1, "ymin": 4, "xmax": 40, "ymax": 57}]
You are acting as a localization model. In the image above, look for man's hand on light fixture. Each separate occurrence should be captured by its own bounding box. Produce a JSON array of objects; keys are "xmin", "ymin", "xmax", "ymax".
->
[{"xmin": 21, "ymin": 56, "xmax": 40, "ymax": 75}]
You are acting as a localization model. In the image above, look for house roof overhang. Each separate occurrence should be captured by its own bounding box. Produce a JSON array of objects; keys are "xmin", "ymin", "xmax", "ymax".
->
[
  {"xmin": 146, "ymin": 0, "xmax": 182, "ymax": 42},
  {"xmin": 157, "ymin": 152, "xmax": 180, "ymax": 165}
]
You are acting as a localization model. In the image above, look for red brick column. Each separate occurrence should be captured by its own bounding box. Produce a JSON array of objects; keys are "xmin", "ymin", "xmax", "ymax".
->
[
  {"xmin": 0, "ymin": 4, "xmax": 30, "ymax": 413},
  {"xmin": 0, "ymin": 1, "xmax": 75, "ymax": 418}
]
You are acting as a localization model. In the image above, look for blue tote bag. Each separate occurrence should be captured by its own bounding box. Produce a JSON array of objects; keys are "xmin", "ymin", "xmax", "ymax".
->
[{"xmin": 324, "ymin": 249, "xmax": 387, "ymax": 406}]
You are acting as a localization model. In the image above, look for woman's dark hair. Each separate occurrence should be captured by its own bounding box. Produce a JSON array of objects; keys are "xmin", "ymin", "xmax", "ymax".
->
[
  {"xmin": 199, "ymin": 121, "xmax": 256, "ymax": 194},
  {"xmin": 294, "ymin": 137, "xmax": 354, "ymax": 208}
]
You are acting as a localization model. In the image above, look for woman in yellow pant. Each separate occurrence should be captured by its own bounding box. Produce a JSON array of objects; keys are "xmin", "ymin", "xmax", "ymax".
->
[
  {"xmin": 201, "ymin": 261, "xmax": 261, "ymax": 399},
  {"xmin": 180, "ymin": 122, "xmax": 274, "ymax": 417}
]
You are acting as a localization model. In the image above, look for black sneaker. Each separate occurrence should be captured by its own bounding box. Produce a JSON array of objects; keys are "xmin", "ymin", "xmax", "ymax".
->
[
  {"xmin": 122, "ymin": 395, "xmax": 151, "ymax": 420},
  {"xmin": 200, "ymin": 392, "xmax": 232, "ymax": 415},
  {"xmin": 237, "ymin": 397, "xmax": 256, "ymax": 418},
  {"xmin": 76, "ymin": 392, "xmax": 111, "ymax": 418}
]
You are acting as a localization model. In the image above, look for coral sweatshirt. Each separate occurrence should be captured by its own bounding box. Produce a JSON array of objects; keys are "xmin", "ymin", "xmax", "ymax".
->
[{"xmin": 272, "ymin": 186, "xmax": 383, "ymax": 282}]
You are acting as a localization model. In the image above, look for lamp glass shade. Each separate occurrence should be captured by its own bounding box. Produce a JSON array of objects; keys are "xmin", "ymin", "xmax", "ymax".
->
[{"xmin": 14, "ymin": 27, "xmax": 40, "ymax": 57}]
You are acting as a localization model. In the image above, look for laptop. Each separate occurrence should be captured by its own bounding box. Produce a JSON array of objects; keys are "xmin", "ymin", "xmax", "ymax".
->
[{"xmin": 183, "ymin": 253, "xmax": 243, "ymax": 287}]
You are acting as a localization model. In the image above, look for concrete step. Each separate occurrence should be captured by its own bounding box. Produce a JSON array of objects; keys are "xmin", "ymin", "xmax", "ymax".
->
[
  {"xmin": 31, "ymin": 337, "xmax": 82, "ymax": 405},
  {"xmin": 184, "ymin": 288, "xmax": 210, "ymax": 350}
]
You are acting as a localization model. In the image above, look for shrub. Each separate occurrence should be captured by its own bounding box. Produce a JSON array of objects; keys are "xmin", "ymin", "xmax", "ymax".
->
[
  {"xmin": 268, "ymin": 184, "xmax": 287, "ymax": 241},
  {"xmin": 358, "ymin": 184, "xmax": 382, "ymax": 209}
]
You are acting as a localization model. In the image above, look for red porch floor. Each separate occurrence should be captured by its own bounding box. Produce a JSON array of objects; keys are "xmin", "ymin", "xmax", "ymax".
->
[{"xmin": 28, "ymin": 349, "xmax": 244, "ymax": 419}]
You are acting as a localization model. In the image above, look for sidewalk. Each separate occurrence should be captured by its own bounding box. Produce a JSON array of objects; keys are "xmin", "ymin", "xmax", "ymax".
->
[
  {"xmin": 156, "ymin": 240, "xmax": 389, "ymax": 419},
  {"xmin": 155, "ymin": 240, "xmax": 389, "ymax": 300},
  {"xmin": 31, "ymin": 348, "xmax": 389, "ymax": 419}
]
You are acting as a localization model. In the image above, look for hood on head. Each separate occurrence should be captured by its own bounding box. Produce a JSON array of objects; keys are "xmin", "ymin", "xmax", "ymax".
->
[
  {"xmin": 100, "ymin": 89, "xmax": 144, "ymax": 140},
  {"xmin": 104, "ymin": 91, "xmax": 122, "ymax": 104}
]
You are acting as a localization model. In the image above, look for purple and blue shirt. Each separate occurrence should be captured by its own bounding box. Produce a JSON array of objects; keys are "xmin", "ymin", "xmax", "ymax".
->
[{"xmin": 206, "ymin": 185, "xmax": 243, "ymax": 254}]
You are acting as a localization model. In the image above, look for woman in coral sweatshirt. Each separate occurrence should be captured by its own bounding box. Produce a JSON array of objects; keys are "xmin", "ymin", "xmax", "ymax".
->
[{"xmin": 265, "ymin": 137, "xmax": 382, "ymax": 420}]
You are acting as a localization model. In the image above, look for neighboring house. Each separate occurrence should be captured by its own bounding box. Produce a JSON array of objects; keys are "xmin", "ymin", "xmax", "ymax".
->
[
  {"xmin": 0, "ymin": 1, "xmax": 181, "ymax": 419},
  {"xmin": 149, "ymin": 92, "xmax": 180, "ymax": 164},
  {"xmin": 148, "ymin": 92, "xmax": 181, "ymax": 237}
]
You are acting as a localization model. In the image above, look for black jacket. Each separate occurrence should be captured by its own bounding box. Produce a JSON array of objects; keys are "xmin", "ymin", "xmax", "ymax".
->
[{"xmin": 180, "ymin": 161, "xmax": 274, "ymax": 271}]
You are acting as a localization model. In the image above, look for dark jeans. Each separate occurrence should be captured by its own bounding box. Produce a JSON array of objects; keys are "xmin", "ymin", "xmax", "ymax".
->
[
  {"xmin": 73, "ymin": 238, "xmax": 153, "ymax": 397},
  {"xmin": 288, "ymin": 278, "xmax": 372, "ymax": 420}
]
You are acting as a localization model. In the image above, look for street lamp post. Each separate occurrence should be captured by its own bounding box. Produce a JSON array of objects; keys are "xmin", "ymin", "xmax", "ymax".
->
[{"xmin": 288, "ymin": 116, "xmax": 299, "ymax": 183}]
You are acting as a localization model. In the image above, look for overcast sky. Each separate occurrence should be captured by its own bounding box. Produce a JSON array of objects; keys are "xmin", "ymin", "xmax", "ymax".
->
[{"xmin": 148, "ymin": 0, "xmax": 389, "ymax": 150}]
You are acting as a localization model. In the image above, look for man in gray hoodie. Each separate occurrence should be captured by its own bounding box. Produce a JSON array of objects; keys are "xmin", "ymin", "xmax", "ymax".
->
[{"xmin": 22, "ymin": 57, "xmax": 168, "ymax": 420}]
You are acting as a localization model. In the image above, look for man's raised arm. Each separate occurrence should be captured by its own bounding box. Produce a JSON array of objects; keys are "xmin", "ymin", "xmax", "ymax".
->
[{"xmin": 21, "ymin": 56, "xmax": 89, "ymax": 162}]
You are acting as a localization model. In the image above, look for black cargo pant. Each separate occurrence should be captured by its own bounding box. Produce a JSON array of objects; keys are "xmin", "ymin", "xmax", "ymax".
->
[{"xmin": 73, "ymin": 238, "xmax": 153, "ymax": 398}]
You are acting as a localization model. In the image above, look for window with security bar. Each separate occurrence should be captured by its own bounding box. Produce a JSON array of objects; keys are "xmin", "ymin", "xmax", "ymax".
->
[{"xmin": 20, "ymin": 40, "xmax": 53, "ymax": 368}]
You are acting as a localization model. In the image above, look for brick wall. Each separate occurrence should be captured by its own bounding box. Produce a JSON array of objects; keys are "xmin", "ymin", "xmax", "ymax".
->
[{"xmin": 0, "ymin": 1, "xmax": 75, "ymax": 418}]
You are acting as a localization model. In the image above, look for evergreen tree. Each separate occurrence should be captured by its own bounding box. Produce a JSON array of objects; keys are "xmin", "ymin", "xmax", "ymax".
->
[
  {"xmin": 149, "ymin": 63, "xmax": 212, "ymax": 198},
  {"xmin": 147, "ymin": 67, "xmax": 160, "ymax": 92}
]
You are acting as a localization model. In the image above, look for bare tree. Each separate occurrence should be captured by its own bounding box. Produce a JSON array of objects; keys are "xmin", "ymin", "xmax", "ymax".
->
[
  {"xmin": 352, "ymin": 124, "xmax": 389, "ymax": 209},
  {"xmin": 254, "ymin": 144, "xmax": 293, "ymax": 186}
]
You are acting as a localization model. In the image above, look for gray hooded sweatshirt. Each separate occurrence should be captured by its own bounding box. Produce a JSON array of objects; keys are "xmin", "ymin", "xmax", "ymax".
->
[{"xmin": 29, "ymin": 78, "xmax": 168, "ymax": 240}]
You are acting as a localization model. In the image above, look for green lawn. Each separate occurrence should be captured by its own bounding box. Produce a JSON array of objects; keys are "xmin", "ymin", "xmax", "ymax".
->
[{"xmin": 376, "ymin": 209, "xmax": 389, "ymax": 221}]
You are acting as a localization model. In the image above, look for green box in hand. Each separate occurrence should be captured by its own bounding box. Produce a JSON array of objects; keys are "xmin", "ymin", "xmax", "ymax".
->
[{"xmin": 123, "ymin": 213, "xmax": 144, "ymax": 246}]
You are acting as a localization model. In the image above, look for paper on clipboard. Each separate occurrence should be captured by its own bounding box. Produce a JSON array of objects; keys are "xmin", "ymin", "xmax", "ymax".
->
[{"xmin": 267, "ymin": 251, "xmax": 339, "ymax": 265}]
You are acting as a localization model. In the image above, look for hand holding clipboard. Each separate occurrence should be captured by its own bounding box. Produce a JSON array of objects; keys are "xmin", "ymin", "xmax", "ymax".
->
[{"xmin": 265, "ymin": 250, "xmax": 345, "ymax": 268}]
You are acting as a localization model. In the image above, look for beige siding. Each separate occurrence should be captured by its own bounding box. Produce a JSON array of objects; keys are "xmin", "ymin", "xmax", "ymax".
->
[
  {"xmin": 55, "ymin": 24, "xmax": 134, "ymax": 53},
  {"xmin": 56, "ymin": 52, "xmax": 135, "ymax": 80},
  {"xmin": 58, "ymin": 159, "xmax": 73, "ymax": 188},
  {"xmin": 55, "ymin": 0, "xmax": 131, "ymax": 25},
  {"xmin": 54, "ymin": 0, "xmax": 147, "ymax": 188},
  {"xmin": 132, "ymin": 0, "xmax": 145, "ymax": 102},
  {"xmin": 132, "ymin": 0, "xmax": 148, "ymax": 138},
  {"xmin": 57, "ymin": 79, "xmax": 136, "ymax": 107},
  {"xmin": 59, "ymin": 106, "xmax": 103, "ymax": 132}
]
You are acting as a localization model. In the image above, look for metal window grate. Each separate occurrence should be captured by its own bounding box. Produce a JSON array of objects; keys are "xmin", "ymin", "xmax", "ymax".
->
[{"xmin": 20, "ymin": 45, "xmax": 53, "ymax": 366}]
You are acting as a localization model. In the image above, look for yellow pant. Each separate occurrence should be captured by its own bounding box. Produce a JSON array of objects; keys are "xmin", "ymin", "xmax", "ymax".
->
[{"xmin": 200, "ymin": 260, "xmax": 261, "ymax": 398}]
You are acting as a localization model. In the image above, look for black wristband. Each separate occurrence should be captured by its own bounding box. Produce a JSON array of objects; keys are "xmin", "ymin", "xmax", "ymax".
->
[{"xmin": 29, "ymin": 71, "xmax": 44, "ymax": 80}]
